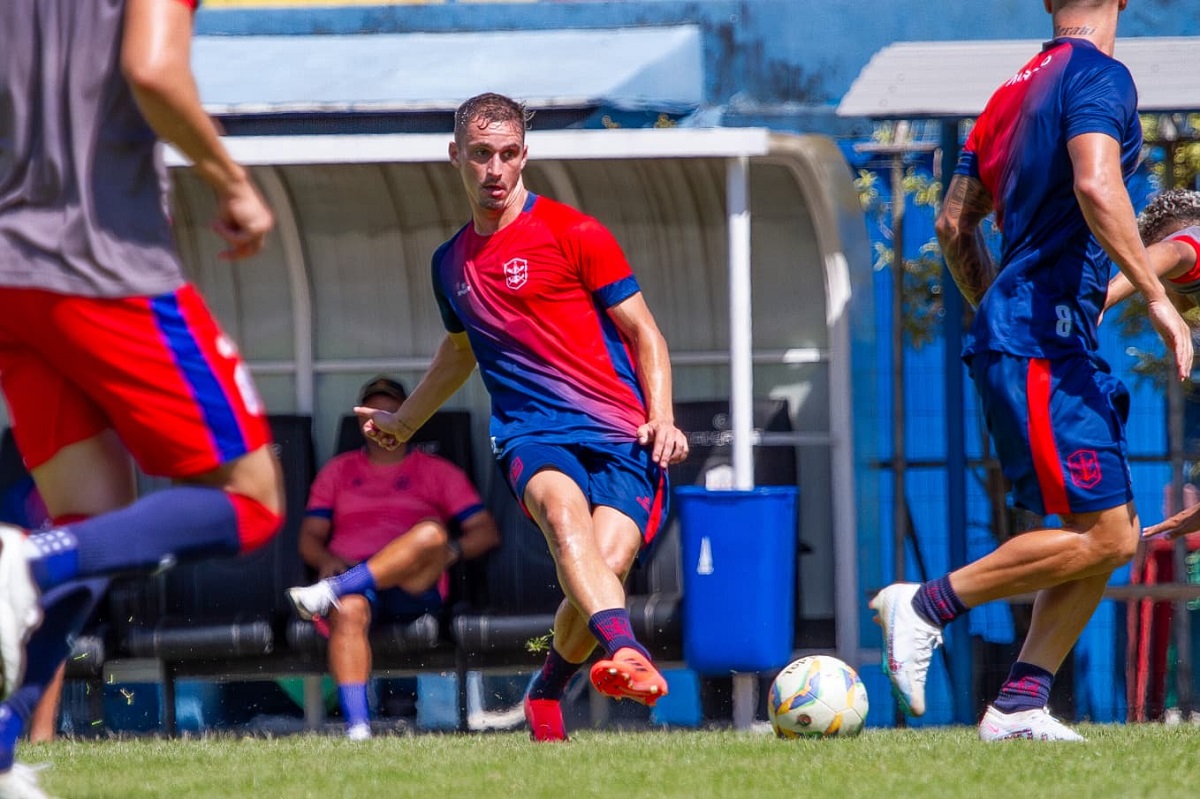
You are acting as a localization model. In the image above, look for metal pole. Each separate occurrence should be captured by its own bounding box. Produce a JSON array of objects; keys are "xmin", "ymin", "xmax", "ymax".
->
[
  {"xmin": 1163, "ymin": 137, "xmax": 1194, "ymax": 719},
  {"xmin": 890, "ymin": 152, "xmax": 908, "ymax": 591},
  {"xmin": 726, "ymin": 155, "xmax": 758, "ymax": 731},
  {"xmin": 940, "ymin": 119, "xmax": 974, "ymax": 725}
]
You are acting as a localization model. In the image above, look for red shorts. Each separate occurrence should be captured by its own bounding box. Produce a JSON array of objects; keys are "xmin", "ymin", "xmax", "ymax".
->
[{"xmin": 0, "ymin": 285, "xmax": 272, "ymax": 477}]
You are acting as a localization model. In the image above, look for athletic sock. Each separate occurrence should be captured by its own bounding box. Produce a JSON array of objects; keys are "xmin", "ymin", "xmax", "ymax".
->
[
  {"xmin": 993, "ymin": 661, "xmax": 1054, "ymax": 714},
  {"xmin": 23, "ymin": 487, "xmax": 240, "ymax": 592},
  {"xmin": 527, "ymin": 647, "xmax": 583, "ymax": 701},
  {"xmin": 338, "ymin": 683, "xmax": 371, "ymax": 729},
  {"xmin": 911, "ymin": 575, "xmax": 967, "ymax": 627},
  {"xmin": 327, "ymin": 563, "xmax": 376, "ymax": 599},
  {"xmin": 0, "ymin": 579, "xmax": 107, "ymax": 771},
  {"xmin": 587, "ymin": 608, "xmax": 650, "ymax": 660}
]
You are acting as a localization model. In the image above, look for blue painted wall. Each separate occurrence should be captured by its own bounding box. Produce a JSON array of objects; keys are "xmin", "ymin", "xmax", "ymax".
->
[{"xmin": 197, "ymin": 0, "xmax": 1200, "ymax": 133}]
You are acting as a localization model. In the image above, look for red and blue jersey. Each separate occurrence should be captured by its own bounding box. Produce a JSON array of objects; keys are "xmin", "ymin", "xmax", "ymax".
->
[
  {"xmin": 432, "ymin": 194, "xmax": 649, "ymax": 451},
  {"xmin": 956, "ymin": 38, "xmax": 1142, "ymax": 359}
]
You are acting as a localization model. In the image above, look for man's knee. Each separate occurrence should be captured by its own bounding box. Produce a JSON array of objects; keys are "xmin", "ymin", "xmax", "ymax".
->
[
  {"xmin": 1076, "ymin": 508, "xmax": 1139, "ymax": 570},
  {"xmin": 330, "ymin": 595, "xmax": 372, "ymax": 631}
]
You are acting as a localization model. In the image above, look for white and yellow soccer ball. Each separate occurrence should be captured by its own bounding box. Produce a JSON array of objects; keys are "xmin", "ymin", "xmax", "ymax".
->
[{"xmin": 767, "ymin": 655, "xmax": 869, "ymax": 738}]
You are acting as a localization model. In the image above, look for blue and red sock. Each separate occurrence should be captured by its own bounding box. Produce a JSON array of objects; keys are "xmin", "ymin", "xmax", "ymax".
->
[
  {"xmin": 527, "ymin": 647, "xmax": 583, "ymax": 701},
  {"xmin": 993, "ymin": 661, "xmax": 1053, "ymax": 714},
  {"xmin": 587, "ymin": 608, "xmax": 650, "ymax": 660},
  {"xmin": 327, "ymin": 564, "xmax": 376, "ymax": 599},
  {"xmin": 912, "ymin": 575, "xmax": 967, "ymax": 627},
  {"xmin": 23, "ymin": 487, "xmax": 245, "ymax": 592}
]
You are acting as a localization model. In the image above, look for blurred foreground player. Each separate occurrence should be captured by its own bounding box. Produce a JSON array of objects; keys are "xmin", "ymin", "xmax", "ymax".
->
[
  {"xmin": 0, "ymin": 0, "xmax": 283, "ymax": 793},
  {"xmin": 872, "ymin": 0, "xmax": 1192, "ymax": 742},
  {"xmin": 353, "ymin": 93, "xmax": 689, "ymax": 741}
]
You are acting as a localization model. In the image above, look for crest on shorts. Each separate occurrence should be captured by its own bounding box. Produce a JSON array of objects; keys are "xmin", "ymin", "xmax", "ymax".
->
[
  {"xmin": 503, "ymin": 258, "xmax": 528, "ymax": 290},
  {"xmin": 1067, "ymin": 449, "xmax": 1102, "ymax": 489}
]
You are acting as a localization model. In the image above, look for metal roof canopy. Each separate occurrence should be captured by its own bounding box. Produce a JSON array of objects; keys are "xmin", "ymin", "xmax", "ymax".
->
[
  {"xmin": 192, "ymin": 26, "xmax": 703, "ymax": 116},
  {"xmin": 837, "ymin": 36, "xmax": 1200, "ymax": 119}
]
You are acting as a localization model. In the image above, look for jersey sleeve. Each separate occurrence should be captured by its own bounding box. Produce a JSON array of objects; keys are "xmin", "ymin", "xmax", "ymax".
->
[
  {"xmin": 304, "ymin": 457, "xmax": 342, "ymax": 519},
  {"xmin": 430, "ymin": 240, "xmax": 466, "ymax": 334},
  {"xmin": 1063, "ymin": 60, "xmax": 1137, "ymax": 142},
  {"xmin": 427, "ymin": 458, "xmax": 486, "ymax": 524},
  {"xmin": 176, "ymin": 0, "xmax": 200, "ymax": 9},
  {"xmin": 561, "ymin": 217, "xmax": 641, "ymax": 308}
]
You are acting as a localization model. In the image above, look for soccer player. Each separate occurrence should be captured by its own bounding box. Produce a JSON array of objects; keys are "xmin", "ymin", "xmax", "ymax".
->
[
  {"xmin": 353, "ymin": 92, "xmax": 688, "ymax": 742},
  {"xmin": 871, "ymin": 0, "xmax": 1193, "ymax": 742},
  {"xmin": 1105, "ymin": 189, "xmax": 1200, "ymax": 538},
  {"xmin": 0, "ymin": 0, "xmax": 283, "ymax": 792}
]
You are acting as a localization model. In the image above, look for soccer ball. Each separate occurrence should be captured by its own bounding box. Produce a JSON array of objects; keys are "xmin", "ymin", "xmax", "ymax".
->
[{"xmin": 768, "ymin": 655, "xmax": 869, "ymax": 738}]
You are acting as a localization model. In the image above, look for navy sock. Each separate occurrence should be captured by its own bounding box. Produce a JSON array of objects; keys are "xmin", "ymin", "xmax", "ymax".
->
[
  {"xmin": 0, "ymin": 578, "xmax": 107, "ymax": 770},
  {"xmin": 993, "ymin": 661, "xmax": 1054, "ymax": 714},
  {"xmin": 912, "ymin": 575, "xmax": 967, "ymax": 627},
  {"xmin": 25, "ymin": 487, "xmax": 241, "ymax": 592},
  {"xmin": 338, "ymin": 683, "xmax": 371, "ymax": 728},
  {"xmin": 328, "ymin": 563, "xmax": 376, "ymax": 599},
  {"xmin": 587, "ymin": 608, "xmax": 649, "ymax": 660},
  {"xmin": 527, "ymin": 647, "xmax": 583, "ymax": 701}
]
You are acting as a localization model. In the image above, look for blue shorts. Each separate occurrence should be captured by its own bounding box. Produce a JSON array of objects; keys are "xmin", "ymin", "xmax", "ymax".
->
[
  {"xmin": 499, "ymin": 439, "xmax": 668, "ymax": 545},
  {"xmin": 968, "ymin": 351, "xmax": 1132, "ymax": 516},
  {"xmin": 362, "ymin": 586, "xmax": 441, "ymax": 624}
]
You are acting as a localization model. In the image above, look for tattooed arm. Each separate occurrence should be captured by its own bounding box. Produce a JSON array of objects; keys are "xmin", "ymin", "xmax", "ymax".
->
[{"xmin": 935, "ymin": 174, "xmax": 997, "ymax": 309}]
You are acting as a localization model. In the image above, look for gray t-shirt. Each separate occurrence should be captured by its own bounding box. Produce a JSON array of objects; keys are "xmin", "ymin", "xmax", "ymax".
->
[{"xmin": 0, "ymin": 0, "xmax": 187, "ymax": 298}]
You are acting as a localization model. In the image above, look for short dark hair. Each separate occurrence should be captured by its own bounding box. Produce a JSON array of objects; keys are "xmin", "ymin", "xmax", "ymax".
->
[
  {"xmin": 1138, "ymin": 188, "xmax": 1200, "ymax": 244},
  {"xmin": 453, "ymin": 93, "xmax": 533, "ymax": 144}
]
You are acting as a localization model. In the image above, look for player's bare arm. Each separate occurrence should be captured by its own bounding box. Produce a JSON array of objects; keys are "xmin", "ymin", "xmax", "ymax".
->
[
  {"xmin": 1104, "ymin": 238, "xmax": 1198, "ymax": 312},
  {"xmin": 122, "ymin": 0, "xmax": 273, "ymax": 260},
  {"xmin": 356, "ymin": 332, "xmax": 477, "ymax": 450},
  {"xmin": 1069, "ymin": 132, "xmax": 1193, "ymax": 379},
  {"xmin": 608, "ymin": 293, "xmax": 688, "ymax": 468},
  {"xmin": 935, "ymin": 174, "xmax": 997, "ymax": 309}
]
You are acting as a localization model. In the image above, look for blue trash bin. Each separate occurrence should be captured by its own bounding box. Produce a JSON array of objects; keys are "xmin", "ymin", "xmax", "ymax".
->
[{"xmin": 677, "ymin": 486, "xmax": 798, "ymax": 676}]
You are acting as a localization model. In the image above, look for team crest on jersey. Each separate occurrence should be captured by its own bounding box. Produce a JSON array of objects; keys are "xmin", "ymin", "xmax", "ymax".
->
[
  {"xmin": 1067, "ymin": 449, "xmax": 1102, "ymax": 489},
  {"xmin": 503, "ymin": 258, "xmax": 528, "ymax": 290}
]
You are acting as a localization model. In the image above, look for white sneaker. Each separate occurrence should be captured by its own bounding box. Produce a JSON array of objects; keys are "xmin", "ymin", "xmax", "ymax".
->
[
  {"xmin": 345, "ymin": 723, "xmax": 372, "ymax": 742},
  {"xmin": 0, "ymin": 763, "xmax": 58, "ymax": 799},
  {"xmin": 978, "ymin": 705, "xmax": 1085, "ymax": 742},
  {"xmin": 286, "ymin": 581, "xmax": 338, "ymax": 621},
  {"xmin": 869, "ymin": 582, "xmax": 943, "ymax": 717},
  {"xmin": 0, "ymin": 526, "xmax": 42, "ymax": 701}
]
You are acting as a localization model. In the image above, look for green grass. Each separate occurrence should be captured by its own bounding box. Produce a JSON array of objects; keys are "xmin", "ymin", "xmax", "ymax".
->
[{"xmin": 23, "ymin": 725, "xmax": 1200, "ymax": 799}]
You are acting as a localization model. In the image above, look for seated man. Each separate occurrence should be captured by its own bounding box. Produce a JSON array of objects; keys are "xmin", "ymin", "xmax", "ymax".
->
[{"xmin": 287, "ymin": 376, "xmax": 500, "ymax": 740}]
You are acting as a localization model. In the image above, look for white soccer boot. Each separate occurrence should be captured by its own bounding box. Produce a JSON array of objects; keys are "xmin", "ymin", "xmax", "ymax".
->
[
  {"xmin": 978, "ymin": 705, "xmax": 1085, "ymax": 742},
  {"xmin": 869, "ymin": 582, "xmax": 943, "ymax": 717},
  {"xmin": 286, "ymin": 580, "xmax": 339, "ymax": 621},
  {"xmin": 0, "ymin": 763, "xmax": 58, "ymax": 799},
  {"xmin": 345, "ymin": 723, "xmax": 372, "ymax": 742},
  {"xmin": 0, "ymin": 526, "xmax": 42, "ymax": 700}
]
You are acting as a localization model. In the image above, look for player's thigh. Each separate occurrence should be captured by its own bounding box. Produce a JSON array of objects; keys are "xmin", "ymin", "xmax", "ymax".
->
[
  {"xmin": 502, "ymin": 441, "xmax": 591, "ymax": 535},
  {"xmin": 0, "ymin": 337, "xmax": 134, "ymax": 518},
  {"xmin": 590, "ymin": 505, "xmax": 643, "ymax": 578}
]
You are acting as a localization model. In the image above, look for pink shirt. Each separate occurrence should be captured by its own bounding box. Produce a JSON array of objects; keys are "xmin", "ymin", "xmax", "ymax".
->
[{"xmin": 305, "ymin": 449, "xmax": 484, "ymax": 564}]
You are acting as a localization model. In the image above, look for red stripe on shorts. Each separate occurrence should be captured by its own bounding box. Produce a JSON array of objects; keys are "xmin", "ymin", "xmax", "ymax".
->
[{"xmin": 1026, "ymin": 358, "xmax": 1070, "ymax": 515}]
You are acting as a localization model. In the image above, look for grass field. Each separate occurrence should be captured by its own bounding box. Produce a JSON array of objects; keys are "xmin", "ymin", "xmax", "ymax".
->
[{"xmin": 20, "ymin": 724, "xmax": 1200, "ymax": 799}]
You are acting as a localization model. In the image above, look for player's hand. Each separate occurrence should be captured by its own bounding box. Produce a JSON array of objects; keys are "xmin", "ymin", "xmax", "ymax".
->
[
  {"xmin": 637, "ymin": 420, "xmax": 689, "ymax": 468},
  {"xmin": 1147, "ymin": 297, "xmax": 1194, "ymax": 382},
  {"xmin": 353, "ymin": 405, "xmax": 410, "ymax": 451},
  {"xmin": 1143, "ymin": 503, "xmax": 1200, "ymax": 542},
  {"xmin": 213, "ymin": 179, "xmax": 274, "ymax": 260}
]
